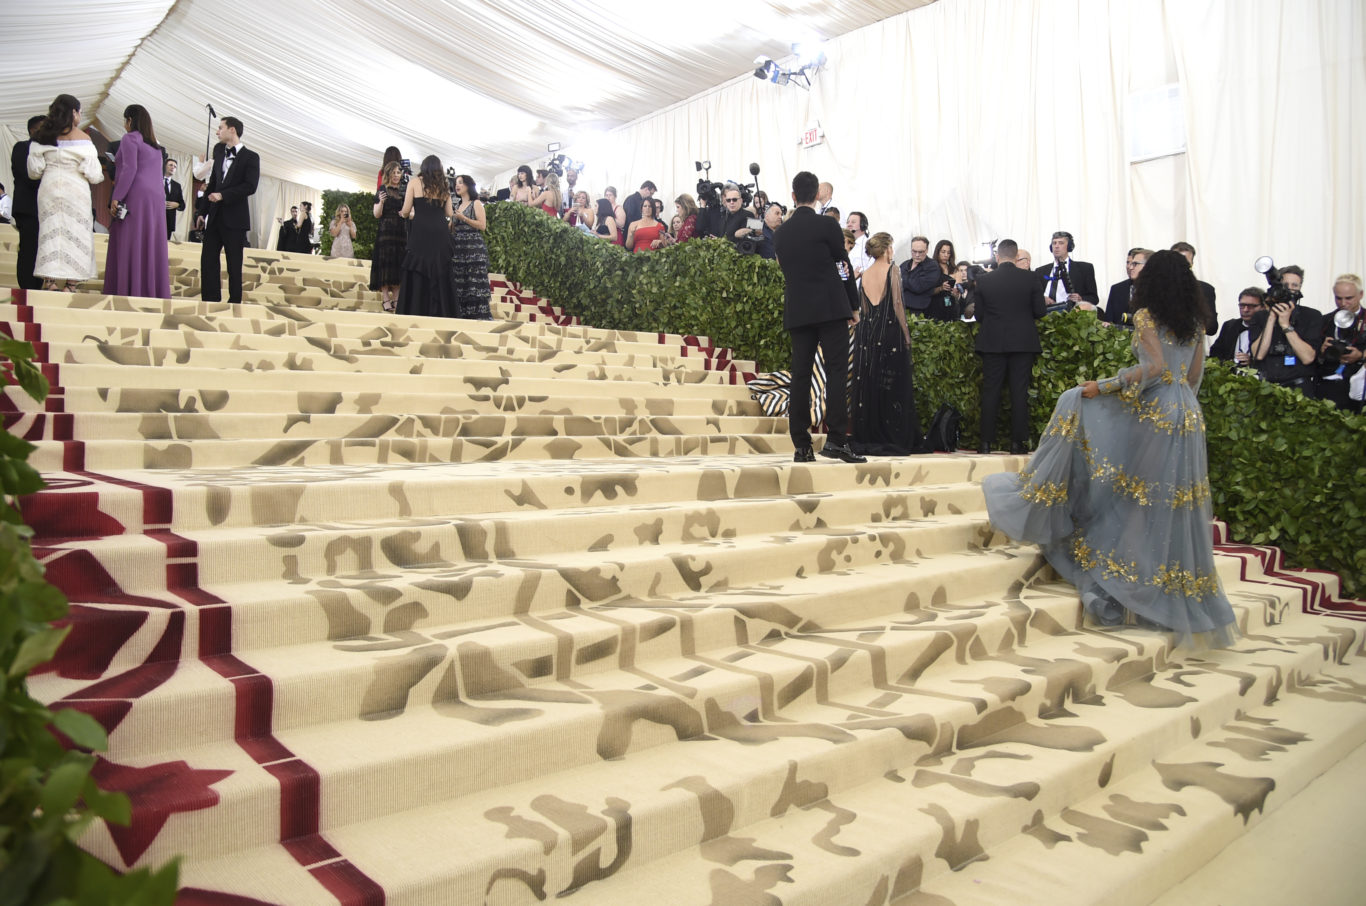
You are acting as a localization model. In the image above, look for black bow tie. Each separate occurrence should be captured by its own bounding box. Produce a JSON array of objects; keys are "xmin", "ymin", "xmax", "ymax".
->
[{"xmin": 225, "ymin": 148, "xmax": 237, "ymax": 159}]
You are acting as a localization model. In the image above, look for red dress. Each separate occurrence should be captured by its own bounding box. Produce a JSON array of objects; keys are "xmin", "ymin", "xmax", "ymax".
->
[
  {"xmin": 540, "ymin": 203, "xmax": 557, "ymax": 216},
  {"xmin": 676, "ymin": 214, "xmax": 697, "ymax": 243},
  {"xmin": 630, "ymin": 222, "xmax": 664, "ymax": 252}
]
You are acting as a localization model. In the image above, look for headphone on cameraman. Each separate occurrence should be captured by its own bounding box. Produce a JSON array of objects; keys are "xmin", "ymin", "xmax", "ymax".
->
[{"xmin": 1052, "ymin": 231, "xmax": 1075, "ymax": 253}]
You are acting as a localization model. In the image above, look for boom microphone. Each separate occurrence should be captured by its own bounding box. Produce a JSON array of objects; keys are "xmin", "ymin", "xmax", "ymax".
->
[{"xmin": 206, "ymin": 103, "xmax": 216, "ymax": 117}]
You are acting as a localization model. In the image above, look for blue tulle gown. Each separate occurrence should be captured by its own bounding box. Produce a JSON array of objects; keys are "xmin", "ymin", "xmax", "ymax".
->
[{"xmin": 981, "ymin": 308, "xmax": 1237, "ymax": 646}]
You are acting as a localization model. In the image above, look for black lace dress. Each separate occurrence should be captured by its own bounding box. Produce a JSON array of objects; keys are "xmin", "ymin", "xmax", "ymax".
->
[
  {"xmin": 395, "ymin": 197, "xmax": 458, "ymax": 318},
  {"xmin": 450, "ymin": 200, "xmax": 491, "ymax": 319},
  {"xmin": 849, "ymin": 267, "xmax": 923, "ymax": 455},
  {"xmin": 368, "ymin": 187, "xmax": 405, "ymax": 290}
]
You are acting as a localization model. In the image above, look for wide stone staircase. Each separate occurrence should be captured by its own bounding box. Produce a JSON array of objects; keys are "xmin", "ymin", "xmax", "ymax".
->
[{"xmin": 3, "ymin": 224, "xmax": 1365, "ymax": 906}]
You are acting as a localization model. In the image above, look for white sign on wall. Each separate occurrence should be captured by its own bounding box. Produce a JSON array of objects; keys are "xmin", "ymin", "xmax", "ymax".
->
[
  {"xmin": 1127, "ymin": 84, "xmax": 1187, "ymax": 163},
  {"xmin": 800, "ymin": 122, "xmax": 824, "ymax": 148}
]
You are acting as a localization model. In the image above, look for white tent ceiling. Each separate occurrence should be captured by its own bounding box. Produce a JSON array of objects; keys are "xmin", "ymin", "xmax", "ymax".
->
[{"xmin": 1, "ymin": 0, "xmax": 934, "ymax": 190}]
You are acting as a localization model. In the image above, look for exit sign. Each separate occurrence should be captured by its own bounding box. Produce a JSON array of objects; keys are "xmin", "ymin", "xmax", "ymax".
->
[{"xmin": 801, "ymin": 123, "xmax": 824, "ymax": 148}]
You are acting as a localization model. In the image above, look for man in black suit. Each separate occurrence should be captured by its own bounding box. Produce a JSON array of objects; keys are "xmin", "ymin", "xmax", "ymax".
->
[
  {"xmin": 163, "ymin": 158, "xmax": 185, "ymax": 239},
  {"xmin": 1171, "ymin": 242, "xmax": 1218, "ymax": 335},
  {"xmin": 1102, "ymin": 247, "xmax": 1151, "ymax": 327},
  {"xmin": 899, "ymin": 236, "xmax": 945, "ymax": 315},
  {"xmin": 774, "ymin": 170, "xmax": 864, "ymax": 464},
  {"xmin": 198, "ymin": 116, "xmax": 259, "ymax": 303},
  {"xmin": 976, "ymin": 239, "xmax": 1047, "ymax": 454},
  {"xmin": 1210, "ymin": 287, "xmax": 1266, "ymax": 364},
  {"xmin": 1036, "ymin": 231, "xmax": 1099, "ymax": 314},
  {"xmin": 9, "ymin": 115, "xmax": 44, "ymax": 290}
]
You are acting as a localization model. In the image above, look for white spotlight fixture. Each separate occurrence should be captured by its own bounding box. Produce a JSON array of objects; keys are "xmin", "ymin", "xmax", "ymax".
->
[{"xmin": 751, "ymin": 42, "xmax": 827, "ymax": 90}]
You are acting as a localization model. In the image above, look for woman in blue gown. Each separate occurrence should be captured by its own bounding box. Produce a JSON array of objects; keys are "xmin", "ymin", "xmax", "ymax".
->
[{"xmin": 981, "ymin": 250, "xmax": 1237, "ymax": 646}]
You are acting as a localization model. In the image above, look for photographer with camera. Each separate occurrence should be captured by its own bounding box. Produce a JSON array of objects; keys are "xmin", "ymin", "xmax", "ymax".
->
[
  {"xmin": 899, "ymin": 236, "xmax": 942, "ymax": 315},
  {"xmin": 1315, "ymin": 274, "xmax": 1365, "ymax": 412},
  {"xmin": 328, "ymin": 204, "xmax": 356, "ymax": 258},
  {"xmin": 1250, "ymin": 261, "xmax": 1322, "ymax": 395},
  {"xmin": 1210, "ymin": 287, "xmax": 1267, "ymax": 365}
]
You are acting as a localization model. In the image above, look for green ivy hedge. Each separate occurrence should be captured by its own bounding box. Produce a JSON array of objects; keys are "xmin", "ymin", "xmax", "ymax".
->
[
  {"xmin": 320, "ymin": 189, "xmax": 379, "ymax": 259},
  {"xmin": 484, "ymin": 203, "xmax": 1365, "ymax": 595},
  {"xmin": 1, "ymin": 336, "xmax": 178, "ymax": 904}
]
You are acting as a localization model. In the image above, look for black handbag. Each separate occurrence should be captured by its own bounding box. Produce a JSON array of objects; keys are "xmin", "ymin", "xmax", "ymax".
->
[{"xmin": 923, "ymin": 403, "xmax": 962, "ymax": 452}]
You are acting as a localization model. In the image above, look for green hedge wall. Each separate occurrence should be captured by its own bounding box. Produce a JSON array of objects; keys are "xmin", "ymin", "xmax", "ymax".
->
[
  {"xmin": 320, "ymin": 189, "xmax": 379, "ymax": 259},
  {"xmin": 485, "ymin": 202, "xmax": 1366, "ymax": 595}
]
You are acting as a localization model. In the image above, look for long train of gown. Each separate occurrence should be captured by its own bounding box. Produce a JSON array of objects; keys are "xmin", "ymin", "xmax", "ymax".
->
[{"xmin": 981, "ymin": 308, "xmax": 1237, "ymax": 646}]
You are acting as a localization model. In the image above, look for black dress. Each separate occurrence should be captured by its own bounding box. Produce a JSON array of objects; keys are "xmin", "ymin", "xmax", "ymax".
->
[
  {"xmin": 395, "ymin": 197, "xmax": 458, "ymax": 318},
  {"xmin": 368, "ymin": 188, "xmax": 405, "ymax": 290},
  {"xmin": 849, "ymin": 267, "xmax": 922, "ymax": 455},
  {"xmin": 450, "ymin": 200, "xmax": 491, "ymax": 320}
]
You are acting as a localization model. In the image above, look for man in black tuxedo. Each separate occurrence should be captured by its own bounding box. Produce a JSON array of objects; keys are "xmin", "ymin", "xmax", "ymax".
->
[
  {"xmin": 198, "ymin": 116, "xmax": 259, "ymax": 303},
  {"xmin": 774, "ymin": 170, "xmax": 865, "ymax": 464},
  {"xmin": 976, "ymin": 239, "xmax": 1047, "ymax": 454},
  {"xmin": 1170, "ymin": 242, "xmax": 1218, "ymax": 335},
  {"xmin": 1036, "ymin": 231, "xmax": 1099, "ymax": 314},
  {"xmin": 163, "ymin": 158, "xmax": 185, "ymax": 239},
  {"xmin": 1102, "ymin": 247, "xmax": 1151, "ymax": 327},
  {"xmin": 9, "ymin": 115, "xmax": 44, "ymax": 290},
  {"xmin": 1210, "ymin": 287, "xmax": 1266, "ymax": 364}
]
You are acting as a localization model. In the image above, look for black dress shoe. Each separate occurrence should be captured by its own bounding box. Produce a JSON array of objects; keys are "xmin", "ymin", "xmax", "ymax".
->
[
  {"xmin": 793, "ymin": 446, "xmax": 816, "ymax": 462},
  {"xmin": 818, "ymin": 441, "xmax": 867, "ymax": 464},
  {"xmin": 977, "ymin": 442, "xmax": 992, "ymax": 455},
  {"xmin": 1009, "ymin": 442, "xmax": 1029, "ymax": 455}
]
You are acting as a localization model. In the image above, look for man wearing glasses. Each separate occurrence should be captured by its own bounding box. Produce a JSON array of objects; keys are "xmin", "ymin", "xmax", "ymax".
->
[
  {"xmin": 721, "ymin": 186, "xmax": 755, "ymax": 246},
  {"xmin": 1211, "ymin": 288, "xmax": 1267, "ymax": 364}
]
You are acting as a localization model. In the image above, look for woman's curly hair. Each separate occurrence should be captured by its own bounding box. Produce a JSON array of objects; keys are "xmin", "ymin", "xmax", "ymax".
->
[{"xmin": 1133, "ymin": 249, "xmax": 1202, "ymax": 342}]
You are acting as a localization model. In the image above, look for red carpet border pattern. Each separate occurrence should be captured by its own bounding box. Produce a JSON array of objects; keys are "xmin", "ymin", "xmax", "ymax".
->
[{"xmin": 4, "ymin": 226, "xmax": 1366, "ymax": 906}]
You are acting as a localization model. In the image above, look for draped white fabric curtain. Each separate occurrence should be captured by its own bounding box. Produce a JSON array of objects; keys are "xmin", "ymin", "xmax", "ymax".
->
[{"xmin": 551, "ymin": 0, "xmax": 1365, "ymax": 325}]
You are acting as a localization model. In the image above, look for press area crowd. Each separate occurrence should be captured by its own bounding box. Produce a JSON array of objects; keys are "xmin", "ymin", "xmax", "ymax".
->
[
  {"xmin": 506, "ymin": 162, "xmax": 1365, "ymax": 459},
  {"xmin": 6, "ymin": 95, "xmax": 493, "ymax": 321}
]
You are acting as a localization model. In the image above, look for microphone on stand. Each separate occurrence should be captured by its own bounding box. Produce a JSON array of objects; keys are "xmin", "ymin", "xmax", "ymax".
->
[
  {"xmin": 206, "ymin": 103, "xmax": 216, "ymax": 117},
  {"xmin": 749, "ymin": 162, "xmax": 761, "ymax": 195}
]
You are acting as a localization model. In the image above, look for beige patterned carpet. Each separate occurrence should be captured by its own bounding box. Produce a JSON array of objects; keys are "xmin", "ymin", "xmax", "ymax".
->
[{"xmin": 3, "ymin": 225, "xmax": 1365, "ymax": 906}]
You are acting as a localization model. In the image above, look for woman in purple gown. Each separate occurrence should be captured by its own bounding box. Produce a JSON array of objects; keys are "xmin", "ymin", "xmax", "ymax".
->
[{"xmin": 103, "ymin": 104, "xmax": 171, "ymax": 299}]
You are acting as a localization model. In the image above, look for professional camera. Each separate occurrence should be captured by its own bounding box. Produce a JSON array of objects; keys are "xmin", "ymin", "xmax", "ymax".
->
[
  {"xmin": 695, "ymin": 179, "xmax": 724, "ymax": 207},
  {"xmin": 1321, "ymin": 308, "xmax": 1359, "ymax": 366},
  {"xmin": 1253, "ymin": 255, "xmax": 1303, "ymax": 307},
  {"xmin": 694, "ymin": 160, "xmax": 761, "ymax": 209}
]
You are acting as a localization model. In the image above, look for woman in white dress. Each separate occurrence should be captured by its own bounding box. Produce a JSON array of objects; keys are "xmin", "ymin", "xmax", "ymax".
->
[{"xmin": 27, "ymin": 94, "xmax": 103, "ymax": 291}]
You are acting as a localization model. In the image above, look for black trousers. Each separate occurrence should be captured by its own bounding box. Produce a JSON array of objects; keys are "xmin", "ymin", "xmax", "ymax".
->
[
  {"xmin": 1317, "ymin": 376, "xmax": 1362, "ymax": 413},
  {"xmin": 788, "ymin": 318, "xmax": 849, "ymax": 448},
  {"xmin": 13, "ymin": 214, "xmax": 40, "ymax": 290},
  {"xmin": 200, "ymin": 222, "xmax": 246, "ymax": 302},
  {"xmin": 979, "ymin": 351, "xmax": 1034, "ymax": 445}
]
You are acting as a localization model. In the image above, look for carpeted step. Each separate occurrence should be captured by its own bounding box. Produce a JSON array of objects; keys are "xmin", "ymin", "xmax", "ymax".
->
[
  {"xmin": 536, "ymin": 609, "xmax": 1366, "ymax": 906},
  {"xmin": 4, "ymin": 386, "xmax": 764, "ymax": 419},
  {"xmin": 18, "ymin": 455, "xmax": 997, "ymax": 537},
  {"xmin": 142, "ymin": 599, "xmax": 1366, "ymax": 903}
]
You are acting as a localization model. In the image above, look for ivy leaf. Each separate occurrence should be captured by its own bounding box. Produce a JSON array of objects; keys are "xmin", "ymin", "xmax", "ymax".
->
[
  {"xmin": 9, "ymin": 624, "xmax": 71, "ymax": 677},
  {"xmin": 52, "ymin": 708, "xmax": 108, "ymax": 752}
]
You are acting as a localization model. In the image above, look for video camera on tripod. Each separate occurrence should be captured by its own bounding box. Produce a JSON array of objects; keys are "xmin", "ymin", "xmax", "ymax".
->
[{"xmin": 695, "ymin": 161, "xmax": 761, "ymax": 209}]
